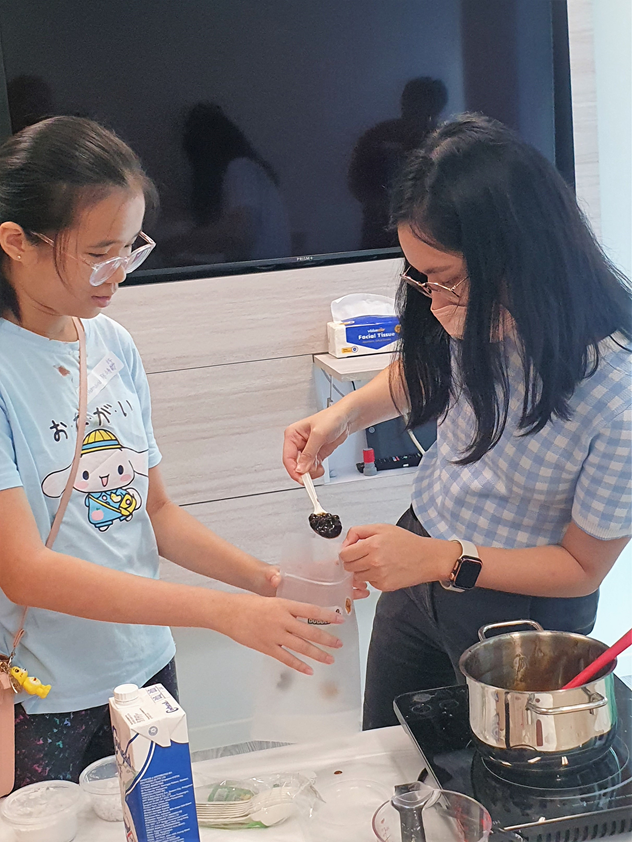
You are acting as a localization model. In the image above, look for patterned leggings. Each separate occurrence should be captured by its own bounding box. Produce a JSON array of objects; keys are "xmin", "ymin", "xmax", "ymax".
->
[{"xmin": 13, "ymin": 659, "xmax": 178, "ymax": 791}]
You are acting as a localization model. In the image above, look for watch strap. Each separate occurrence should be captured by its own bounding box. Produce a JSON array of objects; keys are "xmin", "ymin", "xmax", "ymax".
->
[{"xmin": 440, "ymin": 538, "xmax": 481, "ymax": 592}]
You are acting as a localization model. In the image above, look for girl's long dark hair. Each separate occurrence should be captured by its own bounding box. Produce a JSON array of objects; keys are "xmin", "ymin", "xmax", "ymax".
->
[
  {"xmin": 183, "ymin": 102, "xmax": 278, "ymax": 225},
  {"xmin": 0, "ymin": 116, "xmax": 158, "ymax": 320},
  {"xmin": 390, "ymin": 114, "xmax": 632, "ymax": 464}
]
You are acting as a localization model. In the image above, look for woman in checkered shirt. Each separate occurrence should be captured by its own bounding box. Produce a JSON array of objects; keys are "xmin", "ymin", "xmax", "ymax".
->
[{"xmin": 284, "ymin": 114, "xmax": 632, "ymax": 729}]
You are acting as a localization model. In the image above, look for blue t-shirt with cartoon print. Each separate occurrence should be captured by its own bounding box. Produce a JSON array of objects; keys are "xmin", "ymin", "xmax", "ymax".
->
[{"xmin": 0, "ymin": 315, "xmax": 175, "ymax": 713}]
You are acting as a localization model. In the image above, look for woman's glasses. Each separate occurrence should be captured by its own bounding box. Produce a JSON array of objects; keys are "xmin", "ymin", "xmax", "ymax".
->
[
  {"xmin": 31, "ymin": 231, "xmax": 156, "ymax": 287},
  {"xmin": 400, "ymin": 260, "xmax": 467, "ymax": 304}
]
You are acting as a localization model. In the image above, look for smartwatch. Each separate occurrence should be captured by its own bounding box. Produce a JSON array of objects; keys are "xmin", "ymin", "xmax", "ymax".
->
[{"xmin": 440, "ymin": 539, "xmax": 482, "ymax": 592}]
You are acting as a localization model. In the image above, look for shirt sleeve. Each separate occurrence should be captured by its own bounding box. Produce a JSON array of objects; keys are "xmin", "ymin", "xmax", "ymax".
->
[
  {"xmin": 125, "ymin": 339, "xmax": 162, "ymax": 470},
  {"xmin": 0, "ymin": 397, "xmax": 22, "ymax": 492},
  {"xmin": 572, "ymin": 407, "xmax": 632, "ymax": 539}
]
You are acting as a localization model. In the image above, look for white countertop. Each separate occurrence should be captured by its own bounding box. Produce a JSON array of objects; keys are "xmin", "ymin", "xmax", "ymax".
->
[
  {"xmin": 2, "ymin": 725, "xmax": 631, "ymax": 841},
  {"xmin": 0, "ymin": 726, "xmax": 422, "ymax": 842}
]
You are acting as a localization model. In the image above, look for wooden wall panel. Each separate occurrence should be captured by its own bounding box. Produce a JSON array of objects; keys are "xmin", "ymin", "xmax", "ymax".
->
[
  {"xmin": 159, "ymin": 469, "xmax": 414, "ymax": 587},
  {"xmin": 148, "ymin": 355, "xmax": 317, "ymax": 505},
  {"xmin": 108, "ymin": 258, "xmax": 401, "ymax": 373}
]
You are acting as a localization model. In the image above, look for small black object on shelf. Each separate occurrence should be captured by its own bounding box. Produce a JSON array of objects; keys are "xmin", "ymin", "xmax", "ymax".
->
[{"xmin": 357, "ymin": 453, "xmax": 422, "ymax": 473}]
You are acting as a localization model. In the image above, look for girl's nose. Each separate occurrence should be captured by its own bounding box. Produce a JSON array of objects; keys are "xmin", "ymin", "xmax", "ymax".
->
[{"xmin": 112, "ymin": 263, "xmax": 128, "ymax": 286}]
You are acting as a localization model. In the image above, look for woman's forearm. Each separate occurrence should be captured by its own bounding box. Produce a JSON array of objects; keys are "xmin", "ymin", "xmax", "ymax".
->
[
  {"xmin": 340, "ymin": 362, "xmax": 406, "ymax": 433},
  {"xmin": 342, "ymin": 520, "xmax": 627, "ymax": 598},
  {"xmin": 431, "ymin": 529, "xmax": 627, "ymax": 597}
]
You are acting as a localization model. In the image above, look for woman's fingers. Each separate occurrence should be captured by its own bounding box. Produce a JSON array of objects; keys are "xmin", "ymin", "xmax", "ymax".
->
[{"xmin": 339, "ymin": 539, "xmax": 371, "ymax": 564}]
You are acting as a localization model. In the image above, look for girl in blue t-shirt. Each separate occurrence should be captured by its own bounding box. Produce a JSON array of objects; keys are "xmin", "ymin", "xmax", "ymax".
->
[
  {"xmin": 283, "ymin": 114, "xmax": 632, "ymax": 730},
  {"xmin": 0, "ymin": 116, "xmax": 347, "ymax": 788}
]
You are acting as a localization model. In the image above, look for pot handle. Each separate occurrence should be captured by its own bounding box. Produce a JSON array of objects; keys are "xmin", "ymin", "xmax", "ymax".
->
[
  {"xmin": 478, "ymin": 619, "xmax": 543, "ymax": 641},
  {"xmin": 526, "ymin": 692, "xmax": 608, "ymax": 716}
]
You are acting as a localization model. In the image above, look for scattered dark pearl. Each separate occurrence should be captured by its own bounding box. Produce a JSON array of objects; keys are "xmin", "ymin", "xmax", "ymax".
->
[{"xmin": 309, "ymin": 512, "xmax": 342, "ymax": 539}]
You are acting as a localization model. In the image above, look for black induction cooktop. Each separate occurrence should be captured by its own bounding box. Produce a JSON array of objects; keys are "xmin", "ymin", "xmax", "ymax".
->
[{"xmin": 394, "ymin": 676, "xmax": 632, "ymax": 840}]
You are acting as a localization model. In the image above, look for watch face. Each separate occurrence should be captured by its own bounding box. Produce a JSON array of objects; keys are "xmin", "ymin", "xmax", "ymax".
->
[{"xmin": 454, "ymin": 557, "xmax": 482, "ymax": 589}]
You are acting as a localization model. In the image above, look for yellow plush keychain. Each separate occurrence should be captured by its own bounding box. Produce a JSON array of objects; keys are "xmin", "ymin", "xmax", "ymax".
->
[{"xmin": 9, "ymin": 666, "xmax": 51, "ymax": 699}]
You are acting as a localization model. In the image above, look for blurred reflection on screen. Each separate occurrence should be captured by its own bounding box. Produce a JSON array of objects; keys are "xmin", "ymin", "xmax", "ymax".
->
[
  {"xmin": 160, "ymin": 103, "xmax": 291, "ymax": 266},
  {"xmin": 348, "ymin": 77, "xmax": 448, "ymax": 249}
]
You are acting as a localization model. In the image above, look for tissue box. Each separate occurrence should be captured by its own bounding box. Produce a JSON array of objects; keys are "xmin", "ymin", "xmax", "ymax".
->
[{"xmin": 327, "ymin": 315, "xmax": 400, "ymax": 358}]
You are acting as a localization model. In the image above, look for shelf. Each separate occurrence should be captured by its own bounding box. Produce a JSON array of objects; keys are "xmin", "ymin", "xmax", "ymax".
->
[
  {"xmin": 324, "ymin": 463, "xmax": 417, "ymax": 485},
  {"xmin": 313, "ymin": 351, "xmax": 393, "ymax": 382}
]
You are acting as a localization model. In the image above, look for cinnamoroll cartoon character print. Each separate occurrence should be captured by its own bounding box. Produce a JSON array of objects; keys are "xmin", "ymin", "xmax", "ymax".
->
[{"xmin": 42, "ymin": 429, "xmax": 147, "ymax": 531}]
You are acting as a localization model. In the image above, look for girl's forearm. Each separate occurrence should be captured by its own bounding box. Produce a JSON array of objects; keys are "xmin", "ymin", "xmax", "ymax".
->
[
  {"xmin": 150, "ymin": 500, "xmax": 272, "ymax": 594},
  {"xmin": 6, "ymin": 543, "xmax": 234, "ymax": 631}
]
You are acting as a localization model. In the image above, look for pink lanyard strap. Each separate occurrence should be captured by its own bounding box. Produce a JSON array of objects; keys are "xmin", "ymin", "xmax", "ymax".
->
[{"xmin": 8, "ymin": 317, "xmax": 88, "ymax": 662}]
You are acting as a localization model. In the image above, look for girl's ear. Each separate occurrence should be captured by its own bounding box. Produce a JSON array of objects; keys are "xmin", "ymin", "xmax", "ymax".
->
[{"xmin": 0, "ymin": 222, "xmax": 33, "ymax": 263}]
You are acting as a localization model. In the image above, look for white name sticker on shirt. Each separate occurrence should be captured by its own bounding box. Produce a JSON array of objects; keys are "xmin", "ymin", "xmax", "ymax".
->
[{"xmin": 87, "ymin": 354, "xmax": 124, "ymax": 403}]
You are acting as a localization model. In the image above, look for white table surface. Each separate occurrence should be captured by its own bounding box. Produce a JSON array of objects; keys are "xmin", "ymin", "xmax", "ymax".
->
[
  {"xmin": 0, "ymin": 726, "xmax": 423, "ymax": 842},
  {"xmin": 2, "ymin": 725, "xmax": 631, "ymax": 842}
]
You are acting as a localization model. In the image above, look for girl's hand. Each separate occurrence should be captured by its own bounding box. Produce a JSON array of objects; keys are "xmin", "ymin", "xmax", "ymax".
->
[
  {"xmin": 257, "ymin": 564, "xmax": 281, "ymax": 597},
  {"xmin": 340, "ymin": 524, "xmax": 458, "ymax": 592},
  {"xmin": 283, "ymin": 407, "xmax": 352, "ymax": 481},
  {"xmin": 222, "ymin": 594, "xmax": 345, "ymax": 674}
]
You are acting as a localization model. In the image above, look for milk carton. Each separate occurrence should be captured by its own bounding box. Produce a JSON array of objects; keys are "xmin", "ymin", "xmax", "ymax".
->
[{"xmin": 109, "ymin": 683, "xmax": 200, "ymax": 842}]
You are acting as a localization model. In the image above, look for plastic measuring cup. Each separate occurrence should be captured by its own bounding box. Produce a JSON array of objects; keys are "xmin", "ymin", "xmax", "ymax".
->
[
  {"xmin": 252, "ymin": 531, "xmax": 361, "ymax": 743},
  {"xmin": 372, "ymin": 788, "xmax": 492, "ymax": 842}
]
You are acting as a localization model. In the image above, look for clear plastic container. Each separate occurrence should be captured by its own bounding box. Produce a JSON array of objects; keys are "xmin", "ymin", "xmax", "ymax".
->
[
  {"xmin": 252, "ymin": 532, "xmax": 361, "ymax": 743},
  {"xmin": 78, "ymin": 755, "xmax": 123, "ymax": 822},
  {"xmin": 302, "ymin": 778, "xmax": 391, "ymax": 842},
  {"xmin": 0, "ymin": 780, "xmax": 82, "ymax": 842},
  {"xmin": 372, "ymin": 788, "xmax": 492, "ymax": 842}
]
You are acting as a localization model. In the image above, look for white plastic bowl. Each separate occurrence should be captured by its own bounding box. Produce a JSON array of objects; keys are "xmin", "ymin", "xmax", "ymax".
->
[
  {"xmin": 78, "ymin": 756, "xmax": 123, "ymax": 822},
  {"xmin": 0, "ymin": 780, "xmax": 82, "ymax": 842}
]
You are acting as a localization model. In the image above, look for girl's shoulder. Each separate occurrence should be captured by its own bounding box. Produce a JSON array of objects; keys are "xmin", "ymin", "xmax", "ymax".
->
[{"xmin": 84, "ymin": 314, "xmax": 140, "ymax": 362}]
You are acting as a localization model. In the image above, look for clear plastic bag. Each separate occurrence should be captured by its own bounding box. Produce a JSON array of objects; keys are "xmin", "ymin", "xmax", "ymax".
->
[
  {"xmin": 194, "ymin": 772, "xmax": 319, "ymax": 829},
  {"xmin": 251, "ymin": 532, "xmax": 362, "ymax": 743}
]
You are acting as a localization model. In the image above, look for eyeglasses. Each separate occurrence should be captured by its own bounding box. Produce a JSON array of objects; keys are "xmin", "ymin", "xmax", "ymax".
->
[
  {"xmin": 400, "ymin": 261, "xmax": 467, "ymax": 304},
  {"xmin": 31, "ymin": 230, "xmax": 156, "ymax": 287}
]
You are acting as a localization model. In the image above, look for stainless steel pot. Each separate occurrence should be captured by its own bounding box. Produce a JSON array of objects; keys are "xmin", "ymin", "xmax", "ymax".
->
[{"xmin": 458, "ymin": 620, "xmax": 618, "ymax": 774}]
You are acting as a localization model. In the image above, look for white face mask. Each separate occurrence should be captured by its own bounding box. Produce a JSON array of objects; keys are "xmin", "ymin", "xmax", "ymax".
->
[{"xmin": 430, "ymin": 299, "xmax": 514, "ymax": 341}]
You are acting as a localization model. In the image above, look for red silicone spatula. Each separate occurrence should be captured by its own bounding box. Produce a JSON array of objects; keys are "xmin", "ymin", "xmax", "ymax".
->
[{"xmin": 562, "ymin": 627, "xmax": 632, "ymax": 689}]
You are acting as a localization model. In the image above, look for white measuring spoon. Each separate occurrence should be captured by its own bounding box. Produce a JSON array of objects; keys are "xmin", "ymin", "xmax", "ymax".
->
[{"xmin": 301, "ymin": 473, "xmax": 343, "ymax": 539}]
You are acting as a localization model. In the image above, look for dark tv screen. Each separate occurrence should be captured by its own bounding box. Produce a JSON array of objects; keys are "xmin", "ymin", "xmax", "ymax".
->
[{"xmin": 0, "ymin": 0, "xmax": 572, "ymax": 283}]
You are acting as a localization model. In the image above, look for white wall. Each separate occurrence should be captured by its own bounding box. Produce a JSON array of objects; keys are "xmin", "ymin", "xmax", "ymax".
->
[{"xmin": 586, "ymin": 0, "xmax": 632, "ymax": 677}]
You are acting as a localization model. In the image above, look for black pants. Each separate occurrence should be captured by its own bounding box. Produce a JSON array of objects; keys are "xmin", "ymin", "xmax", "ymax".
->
[
  {"xmin": 13, "ymin": 658, "xmax": 179, "ymax": 790},
  {"xmin": 363, "ymin": 508, "xmax": 599, "ymax": 730}
]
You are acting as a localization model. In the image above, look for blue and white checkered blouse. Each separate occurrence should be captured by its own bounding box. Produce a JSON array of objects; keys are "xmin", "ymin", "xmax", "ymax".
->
[{"xmin": 411, "ymin": 333, "xmax": 631, "ymax": 547}]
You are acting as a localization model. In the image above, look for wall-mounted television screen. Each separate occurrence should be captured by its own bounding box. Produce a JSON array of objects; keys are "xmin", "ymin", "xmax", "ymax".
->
[{"xmin": 0, "ymin": 0, "xmax": 573, "ymax": 283}]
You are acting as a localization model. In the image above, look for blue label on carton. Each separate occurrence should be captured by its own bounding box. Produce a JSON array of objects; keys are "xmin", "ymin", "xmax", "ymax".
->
[
  {"xmin": 110, "ymin": 684, "xmax": 200, "ymax": 842},
  {"xmin": 126, "ymin": 740, "xmax": 198, "ymax": 841},
  {"xmin": 343, "ymin": 315, "xmax": 399, "ymax": 350}
]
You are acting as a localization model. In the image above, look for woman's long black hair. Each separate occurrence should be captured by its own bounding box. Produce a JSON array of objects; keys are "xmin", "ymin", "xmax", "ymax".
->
[
  {"xmin": 183, "ymin": 102, "xmax": 279, "ymax": 226},
  {"xmin": 390, "ymin": 114, "xmax": 632, "ymax": 464}
]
